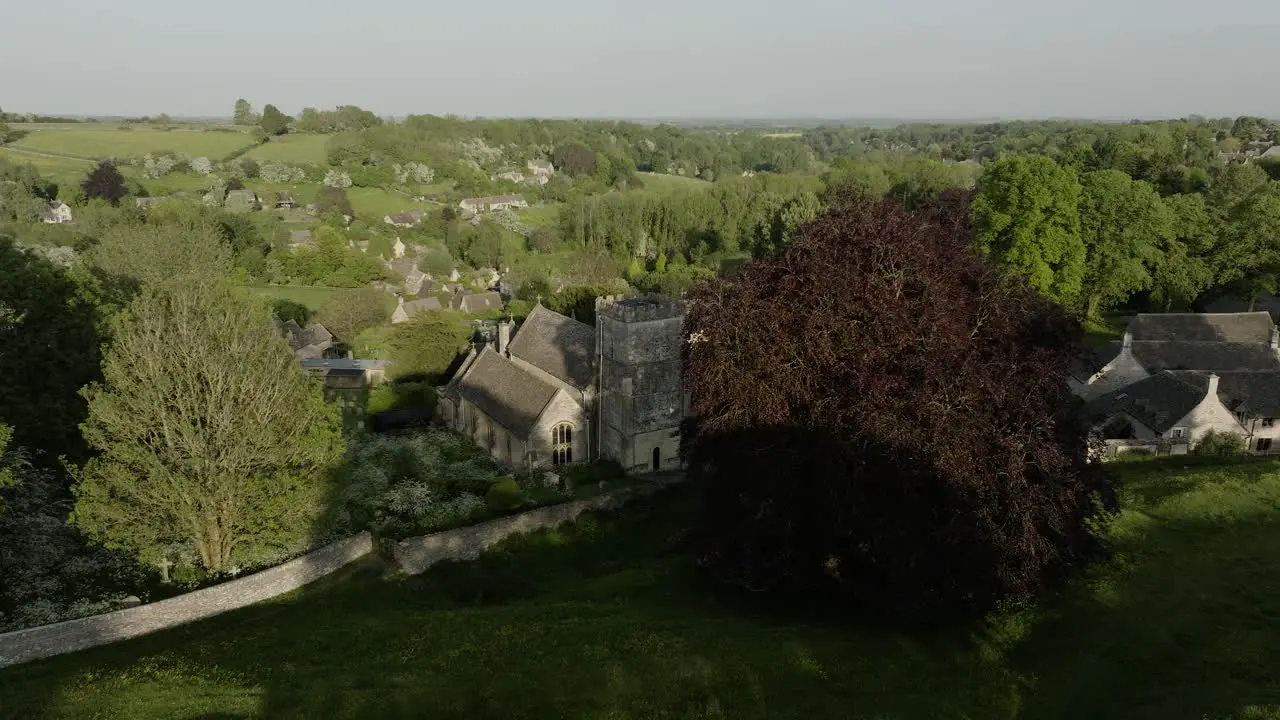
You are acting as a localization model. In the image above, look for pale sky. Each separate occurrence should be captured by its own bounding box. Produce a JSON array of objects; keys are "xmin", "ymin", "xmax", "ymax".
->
[{"xmin": 2, "ymin": 0, "xmax": 1278, "ymax": 120}]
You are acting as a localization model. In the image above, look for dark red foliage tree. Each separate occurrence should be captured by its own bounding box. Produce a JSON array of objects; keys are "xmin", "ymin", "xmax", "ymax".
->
[
  {"xmin": 81, "ymin": 160, "xmax": 127, "ymax": 206},
  {"xmin": 551, "ymin": 142, "xmax": 597, "ymax": 177},
  {"xmin": 681, "ymin": 193, "xmax": 1110, "ymax": 620}
]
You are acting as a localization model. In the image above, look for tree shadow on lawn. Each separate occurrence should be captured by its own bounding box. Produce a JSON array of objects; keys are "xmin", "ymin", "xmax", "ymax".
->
[
  {"xmin": 0, "ymin": 487, "xmax": 1024, "ymax": 720},
  {"xmin": 1000, "ymin": 469, "xmax": 1280, "ymax": 720}
]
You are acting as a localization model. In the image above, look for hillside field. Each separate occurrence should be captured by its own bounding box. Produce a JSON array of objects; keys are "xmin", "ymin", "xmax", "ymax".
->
[
  {"xmin": 243, "ymin": 135, "xmax": 331, "ymax": 164},
  {"xmin": 0, "ymin": 147, "xmax": 95, "ymax": 185},
  {"xmin": 12, "ymin": 126, "xmax": 257, "ymax": 161},
  {"xmin": 637, "ymin": 171, "xmax": 712, "ymax": 195},
  {"xmin": 2, "ymin": 458, "xmax": 1280, "ymax": 719}
]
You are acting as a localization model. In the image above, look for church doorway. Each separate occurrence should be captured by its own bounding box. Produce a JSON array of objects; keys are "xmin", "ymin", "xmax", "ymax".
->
[{"xmin": 651, "ymin": 446, "xmax": 661, "ymax": 471}]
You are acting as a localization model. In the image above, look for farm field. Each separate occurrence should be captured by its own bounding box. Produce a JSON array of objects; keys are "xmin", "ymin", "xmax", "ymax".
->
[
  {"xmin": 12, "ymin": 126, "xmax": 256, "ymax": 161},
  {"xmin": 239, "ymin": 284, "xmax": 344, "ymax": 311},
  {"xmin": 0, "ymin": 147, "xmax": 94, "ymax": 185},
  {"xmin": 243, "ymin": 134, "xmax": 330, "ymax": 164},
  {"xmin": 3, "ymin": 460, "xmax": 1279, "ymax": 719},
  {"xmin": 637, "ymin": 171, "xmax": 712, "ymax": 194},
  {"xmin": 516, "ymin": 202, "xmax": 561, "ymax": 228}
]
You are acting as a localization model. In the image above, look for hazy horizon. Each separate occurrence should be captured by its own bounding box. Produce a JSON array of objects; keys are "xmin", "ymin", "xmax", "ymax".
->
[{"xmin": 4, "ymin": 0, "xmax": 1279, "ymax": 120}]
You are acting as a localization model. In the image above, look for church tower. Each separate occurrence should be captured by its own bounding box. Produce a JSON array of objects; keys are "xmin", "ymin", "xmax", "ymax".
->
[{"xmin": 595, "ymin": 294, "xmax": 687, "ymax": 473}]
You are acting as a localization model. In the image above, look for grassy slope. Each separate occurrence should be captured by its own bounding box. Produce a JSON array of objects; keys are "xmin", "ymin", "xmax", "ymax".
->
[
  {"xmin": 243, "ymin": 135, "xmax": 330, "ymax": 164},
  {"xmin": 238, "ymin": 285, "xmax": 344, "ymax": 311},
  {"xmin": 0, "ymin": 147, "xmax": 94, "ymax": 185},
  {"xmin": 3, "ymin": 462, "xmax": 1280, "ymax": 719},
  {"xmin": 13, "ymin": 127, "xmax": 255, "ymax": 160}
]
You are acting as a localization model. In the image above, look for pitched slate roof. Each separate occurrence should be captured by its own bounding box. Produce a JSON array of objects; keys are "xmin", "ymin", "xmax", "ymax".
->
[
  {"xmin": 402, "ymin": 297, "xmax": 441, "ymax": 316},
  {"xmin": 1130, "ymin": 343, "xmax": 1280, "ymax": 373},
  {"xmin": 1070, "ymin": 344, "xmax": 1122, "ymax": 382},
  {"xmin": 1172, "ymin": 370, "xmax": 1280, "ymax": 417},
  {"xmin": 458, "ymin": 291, "xmax": 503, "ymax": 314},
  {"xmin": 1127, "ymin": 312, "xmax": 1274, "ymax": 343},
  {"xmin": 507, "ymin": 303, "xmax": 596, "ymax": 389},
  {"xmin": 457, "ymin": 348, "xmax": 559, "ymax": 438},
  {"xmin": 1085, "ymin": 371, "xmax": 1206, "ymax": 433},
  {"xmin": 288, "ymin": 230, "xmax": 313, "ymax": 246}
]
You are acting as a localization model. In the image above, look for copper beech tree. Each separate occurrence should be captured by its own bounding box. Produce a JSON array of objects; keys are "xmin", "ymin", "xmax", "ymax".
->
[{"xmin": 681, "ymin": 193, "xmax": 1111, "ymax": 619}]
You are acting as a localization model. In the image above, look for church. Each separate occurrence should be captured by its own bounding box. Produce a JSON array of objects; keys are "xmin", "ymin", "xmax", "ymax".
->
[{"xmin": 436, "ymin": 294, "xmax": 688, "ymax": 474}]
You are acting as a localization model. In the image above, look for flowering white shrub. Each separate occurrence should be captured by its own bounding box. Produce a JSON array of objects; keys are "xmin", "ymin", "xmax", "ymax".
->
[
  {"xmin": 393, "ymin": 162, "xmax": 435, "ymax": 185},
  {"xmin": 190, "ymin": 156, "xmax": 213, "ymax": 175},
  {"xmin": 142, "ymin": 152, "xmax": 179, "ymax": 178},
  {"xmin": 260, "ymin": 162, "xmax": 307, "ymax": 183},
  {"xmin": 323, "ymin": 169, "xmax": 353, "ymax": 188}
]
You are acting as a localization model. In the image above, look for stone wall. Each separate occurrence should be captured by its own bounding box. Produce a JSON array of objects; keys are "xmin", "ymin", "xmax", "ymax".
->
[
  {"xmin": 0, "ymin": 532, "xmax": 373, "ymax": 669},
  {"xmin": 393, "ymin": 478, "xmax": 681, "ymax": 575}
]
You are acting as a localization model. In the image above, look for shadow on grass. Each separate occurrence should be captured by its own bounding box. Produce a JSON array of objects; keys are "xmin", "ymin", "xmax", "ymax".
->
[{"xmin": 10, "ymin": 461, "xmax": 1280, "ymax": 719}]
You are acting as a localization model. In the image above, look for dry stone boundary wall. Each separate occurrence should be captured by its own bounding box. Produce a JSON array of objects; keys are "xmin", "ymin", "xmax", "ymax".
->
[
  {"xmin": 393, "ymin": 478, "xmax": 683, "ymax": 575},
  {"xmin": 0, "ymin": 477, "xmax": 683, "ymax": 669},
  {"xmin": 0, "ymin": 532, "xmax": 373, "ymax": 669}
]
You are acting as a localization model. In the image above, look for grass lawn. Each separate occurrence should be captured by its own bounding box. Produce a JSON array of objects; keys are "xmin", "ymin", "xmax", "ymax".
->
[
  {"xmin": 347, "ymin": 186, "xmax": 420, "ymax": 220},
  {"xmin": 135, "ymin": 171, "xmax": 214, "ymax": 196},
  {"xmin": 238, "ymin": 284, "xmax": 345, "ymax": 311},
  {"xmin": 1083, "ymin": 313, "xmax": 1132, "ymax": 348},
  {"xmin": 0, "ymin": 147, "xmax": 94, "ymax": 185},
  {"xmin": 243, "ymin": 135, "xmax": 331, "ymax": 165},
  {"xmin": 4, "ymin": 459, "xmax": 1280, "ymax": 718},
  {"xmin": 637, "ymin": 171, "xmax": 712, "ymax": 195},
  {"xmin": 12, "ymin": 127, "xmax": 256, "ymax": 161},
  {"xmin": 516, "ymin": 202, "xmax": 561, "ymax": 228}
]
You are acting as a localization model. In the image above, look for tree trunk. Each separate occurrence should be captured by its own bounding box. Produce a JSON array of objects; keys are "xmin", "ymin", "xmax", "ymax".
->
[{"xmin": 194, "ymin": 520, "xmax": 232, "ymax": 572}]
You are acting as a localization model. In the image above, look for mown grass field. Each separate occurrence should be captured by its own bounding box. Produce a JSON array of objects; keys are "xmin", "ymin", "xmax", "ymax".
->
[
  {"xmin": 238, "ymin": 284, "xmax": 344, "ymax": 311},
  {"xmin": 3, "ymin": 459, "xmax": 1280, "ymax": 719},
  {"xmin": 0, "ymin": 147, "xmax": 94, "ymax": 185},
  {"xmin": 637, "ymin": 171, "xmax": 712, "ymax": 195},
  {"xmin": 516, "ymin": 202, "xmax": 561, "ymax": 228},
  {"xmin": 243, "ymin": 135, "xmax": 331, "ymax": 164},
  {"xmin": 12, "ymin": 127, "xmax": 256, "ymax": 160}
]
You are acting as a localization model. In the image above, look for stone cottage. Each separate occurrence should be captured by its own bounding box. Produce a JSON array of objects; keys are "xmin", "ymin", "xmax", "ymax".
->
[
  {"xmin": 391, "ymin": 296, "xmax": 442, "ymax": 324},
  {"xmin": 1076, "ymin": 312, "xmax": 1280, "ymax": 455},
  {"xmin": 40, "ymin": 201, "xmax": 73, "ymax": 224},
  {"xmin": 436, "ymin": 295, "xmax": 687, "ymax": 473}
]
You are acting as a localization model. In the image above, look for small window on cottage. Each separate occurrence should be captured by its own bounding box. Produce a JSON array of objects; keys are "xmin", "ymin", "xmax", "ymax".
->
[
  {"xmin": 1264, "ymin": 418, "xmax": 1276, "ymax": 428},
  {"xmin": 1170, "ymin": 427, "xmax": 1186, "ymax": 439},
  {"xmin": 1259, "ymin": 438, "xmax": 1274, "ymax": 452},
  {"xmin": 552, "ymin": 423, "xmax": 573, "ymax": 466}
]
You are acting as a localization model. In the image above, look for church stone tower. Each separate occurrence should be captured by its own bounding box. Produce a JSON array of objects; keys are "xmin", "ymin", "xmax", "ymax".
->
[{"xmin": 595, "ymin": 294, "xmax": 687, "ymax": 473}]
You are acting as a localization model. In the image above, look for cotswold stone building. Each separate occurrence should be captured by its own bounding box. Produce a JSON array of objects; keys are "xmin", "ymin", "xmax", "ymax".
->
[{"xmin": 436, "ymin": 295, "xmax": 687, "ymax": 473}]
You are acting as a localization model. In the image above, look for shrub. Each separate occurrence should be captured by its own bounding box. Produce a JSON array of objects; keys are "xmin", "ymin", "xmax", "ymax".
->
[
  {"xmin": 486, "ymin": 476, "xmax": 525, "ymax": 511},
  {"xmin": 1192, "ymin": 430, "xmax": 1246, "ymax": 457},
  {"xmin": 683, "ymin": 193, "xmax": 1110, "ymax": 620}
]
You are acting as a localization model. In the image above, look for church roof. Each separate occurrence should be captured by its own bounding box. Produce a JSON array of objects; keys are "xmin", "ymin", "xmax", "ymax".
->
[
  {"xmin": 457, "ymin": 348, "xmax": 559, "ymax": 438},
  {"xmin": 507, "ymin": 304, "xmax": 596, "ymax": 389}
]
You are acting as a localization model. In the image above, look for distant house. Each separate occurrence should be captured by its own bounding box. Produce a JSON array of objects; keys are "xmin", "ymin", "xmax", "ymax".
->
[
  {"xmin": 41, "ymin": 201, "xmax": 72, "ymax": 224},
  {"xmin": 527, "ymin": 159, "xmax": 555, "ymax": 178},
  {"xmin": 450, "ymin": 289, "xmax": 503, "ymax": 314},
  {"xmin": 273, "ymin": 315, "xmax": 338, "ymax": 361},
  {"xmin": 493, "ymin": 171, "xmax": 525, "ymax": 184},
  {"xmin": 300, "ymin": 358, "xmax": 391, "ymax": 387},
  {"xmin": 274, "ymin": 192, "xmax": 298, "ymax": 209},
  {"xmin": 287, "ymin": 230, "xmax": 314, "ymax": 249},
  {"xmin": 384, "ymin": 210, "xmax": 425, "ymax": 228},
  {"xmin": 391, "ymin": 296, "xmax": 443, "ymax": 324},
  {"xmin": 224, "ymin": 190, "xmax": 260, "ymax": 214},
  {"xmin": 388, "ymin": 257, "xmax": 426, "ymax": 295},
  {"xmin": 458, "ymin": 195, "xmax": 528, "ymax": 214},
  {"xmin": 134, "ymin": 197, "xmax": 166, "ymax": 210}
]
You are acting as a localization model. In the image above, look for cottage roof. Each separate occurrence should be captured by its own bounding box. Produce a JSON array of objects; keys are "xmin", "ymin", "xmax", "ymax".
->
[
  {"xmin": 300, "ymin": 359, "xmax": 391, "ymax": 372},
  {"xmin": 507, "ymin": 303, "xmax": 596, "ymax": 390},
  {"xmin": 288, "ymin": 230, "xmax": 313, "ymax": 245},
  {"xmin": 1069, "ymin": 344, "xmax": 1123, "ymax": 382},
  {"xmin": 389, "ymin": 257, "xmax": 417, "ymax": 276},
  {"xmin": 1173, "ymin": 370, "xmax": 1280, "ymax": 417},
  {"xmin": 1085, "ymin": 371, "xmax": 1206, "ymax": 433},
  {"xmin": 457, "ymin": 348, "xmax": 559, "ymax": 438},
  {"xmin": 460, "ymin": 291, "xmax": 503, "ymax": 314},
  {"xmin": 288, "ymin": 323, "xmax": 334, "ymax": 351},
  {"xmin": 1127, "ymin": 312, "xmax": 1274, "ymax": 344},
  {"xmin": 402, "ymin": 297, "xmax": 442, "ymax": 315},
  {"xmin": 1130, "ymin": 343, "xmax": 1280, "ymax": 373}
]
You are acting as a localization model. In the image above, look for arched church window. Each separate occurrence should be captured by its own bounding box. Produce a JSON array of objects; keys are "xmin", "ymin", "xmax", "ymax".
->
[{"xmin": 552, "ymin": 423, "xmax": 573, "ymax": 466}]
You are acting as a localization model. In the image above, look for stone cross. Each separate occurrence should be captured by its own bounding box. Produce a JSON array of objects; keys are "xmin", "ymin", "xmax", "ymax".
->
[{"xmin": 156, "ymin": 558, "xmax": 174, "ymax": 583}]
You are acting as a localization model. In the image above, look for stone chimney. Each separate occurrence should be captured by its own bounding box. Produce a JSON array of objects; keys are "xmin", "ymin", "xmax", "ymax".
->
[
  {"xmin": 497, "ymin": 320, "xmax": 512, "ymax": 356},
  {"xmin": 1207, "ymin": 372, "xmax": 1220, "ymax": 399},
  {"xmin": 1270, "ymin": 325, "xmax": 1278, "ymax": 350},
  {"xmin": 1122, "ymin": 328, "xmax": 1132, "ymax": 348}
]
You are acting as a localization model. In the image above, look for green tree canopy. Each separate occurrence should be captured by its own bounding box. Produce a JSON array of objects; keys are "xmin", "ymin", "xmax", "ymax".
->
[
  {"xmin": 259, "ymin": 104, "xmax": 292, "ymax": 137},
  {"xmin": 73, "ymin": 284, "xmax": 344, "ymax": 571},
  {"xmin": 971, "ymin": 155, "xmax": 1085, "ymax": 305},
  {"xmin": 81, "ymin": 160, "xmax": 128, "ymax": 206},
  {"xmin": 1151, "ymin": 193, "xmax": 1219, "ymax": 310},
  {"xmin": 1077, "ymin": 169, "xmax": 1173, "ymax": 318},
  {"xmin": 386, "ymin": 312, "xmax": 471, "ymax": 382},
  {"xmin": 316, "ymin": 287, "xmax": 391, "ymax": 344},
  {"xmin": 233, "ymin": 98, "xmax": 256, "ymax": 125}
]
